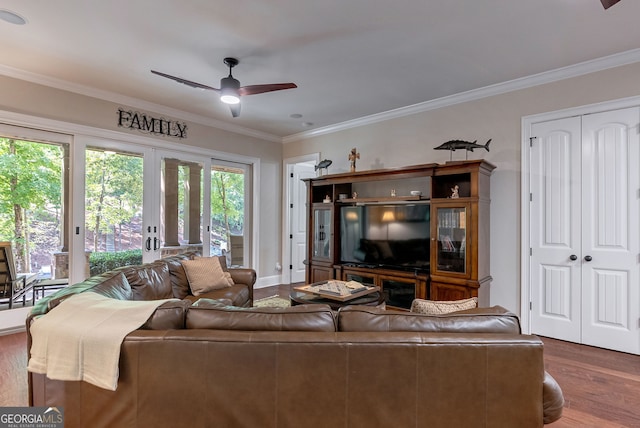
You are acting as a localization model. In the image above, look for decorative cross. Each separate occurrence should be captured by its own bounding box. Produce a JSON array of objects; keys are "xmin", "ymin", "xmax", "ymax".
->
[{"xmin": 348, "ymin": 147, "xmax": 360, "ymax": 172}]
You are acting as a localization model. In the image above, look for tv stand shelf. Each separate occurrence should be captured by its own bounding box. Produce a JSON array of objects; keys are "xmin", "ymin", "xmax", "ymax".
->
[{"xmin": 303, "ymin": 160, "xmax": 495, "ymax": 308}]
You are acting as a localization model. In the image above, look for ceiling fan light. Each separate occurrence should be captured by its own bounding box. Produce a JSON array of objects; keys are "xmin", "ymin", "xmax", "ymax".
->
[
  {"xmin": 220, "ymin": 91, "xmax": 240, "ymax": 104},
  {"xmin": 220, "ymin": 76, "xmax": 240, "ymax": 104}
]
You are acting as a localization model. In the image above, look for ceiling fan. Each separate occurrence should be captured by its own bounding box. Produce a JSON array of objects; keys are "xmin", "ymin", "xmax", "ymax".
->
[
  {"xmin": 600, "ymin": 0, "xmax": 621, "ymax": 9},
  {"xmin": 151, "ymin": 57, "xmax": 297, "ymax": 117}
]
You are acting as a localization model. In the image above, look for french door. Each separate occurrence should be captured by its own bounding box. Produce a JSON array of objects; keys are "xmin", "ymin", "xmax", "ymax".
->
[
  {"xmin": 73, "ymin": 141, "xmax": 212, "ymax": 280},
  {"xmin": 529, "ymin": 107, "xmax": 640, "ymax": 354},
  {"xmin": 156, "ymin": 150, "xmax": 207, "ymax": 261},
  {"xmin": 74, "ymin": 142, "xmax": 259, "ymax": 282},
  {"xmin": 72, "ymin": 138, "xmax": 157, "ymax": 281},
  {"xmin": 211, "ymin": 159, "xmax": 250, "ymax": 267}
]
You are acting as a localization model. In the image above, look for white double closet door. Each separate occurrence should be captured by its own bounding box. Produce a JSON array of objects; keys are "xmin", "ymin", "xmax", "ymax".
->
[{"xmin": 529, "ymin": 106, "xmax": 639, "ymax": 355}]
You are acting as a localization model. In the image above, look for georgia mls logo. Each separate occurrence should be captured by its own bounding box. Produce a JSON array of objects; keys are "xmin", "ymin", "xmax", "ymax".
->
[
  {"xmin": 0, "ymin": 406, "xmax": 64, "ymax": 427},
  {"xmin": 43, "ymin": 407, "xmax": 63, "ymax": 420}
]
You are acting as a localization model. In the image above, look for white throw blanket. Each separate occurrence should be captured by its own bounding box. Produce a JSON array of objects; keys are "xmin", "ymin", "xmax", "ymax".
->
[{"xmin": 28, "ymin": 292, "xmax": 176, "ymax": 391}]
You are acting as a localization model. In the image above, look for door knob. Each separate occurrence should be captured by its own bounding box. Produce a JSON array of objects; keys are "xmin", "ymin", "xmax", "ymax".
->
[
  {"xmin": 569, "ymin": 254, "xmax": 578, "ymax": 261},
  {"xmin": 584, "ymin": 255, "xmax": 593, "ymax": 262}
]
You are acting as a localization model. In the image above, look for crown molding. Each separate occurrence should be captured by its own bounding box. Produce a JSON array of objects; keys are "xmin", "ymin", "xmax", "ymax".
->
[
  {"xmin": 0, "ymin": 64, "xmax": 281, "ymax": 143},
  {"xmin": 3, "ymin": 48, "xmax": 640, "ymax": 146},
  {"xmin": 282, "ymin": 48, "xmax": 640, "ymax": 144}
]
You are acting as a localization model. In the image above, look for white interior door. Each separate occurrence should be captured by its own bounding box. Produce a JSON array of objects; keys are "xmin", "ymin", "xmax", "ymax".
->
[
  {"xmin": 530, "ymin": 116, "xmax": 583, "ymax": 343},
  {"xmin": 289, "ymin": 161, "xmax": 316, "ymax": 283},
  {"xmin": 529, "ymin": 107, "xmax": 640, "ymax": 355},
  {"xmin": 580, "ymin": 108, "xmax": 639, "ymax": 354}
]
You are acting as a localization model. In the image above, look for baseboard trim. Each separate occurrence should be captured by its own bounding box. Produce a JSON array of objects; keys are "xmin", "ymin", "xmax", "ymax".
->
[
  {"xmin": 255, "ymin": 274, "xmax": 283, "ymax": 289},
  {"xmin": 0, "ymin": 325, "xmax": 26, "ymax": 336}
]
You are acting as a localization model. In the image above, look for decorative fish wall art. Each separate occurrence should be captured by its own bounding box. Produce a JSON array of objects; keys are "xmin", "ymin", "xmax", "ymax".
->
[{"xmin": 434, "ymin": 139, "xmax": 491, "ymax": 160}]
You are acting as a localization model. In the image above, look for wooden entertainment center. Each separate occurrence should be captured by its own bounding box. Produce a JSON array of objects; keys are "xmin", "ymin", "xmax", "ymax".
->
[{"xmin": 303, "ymin": 159, "xmax": 495, "ymax": 310}]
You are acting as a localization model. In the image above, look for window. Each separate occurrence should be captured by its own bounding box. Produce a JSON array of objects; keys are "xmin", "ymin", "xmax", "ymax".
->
[
  {"xmin": 84, "ymin": 148, "xmax": 144, "ymax": 275},
  {"xmin": 211, "ymin": 160, "xmax": 248, "ymax": 266},
  {"xmin": 0, "ymin": 133, "xmax": 68, "ymax": 282}
]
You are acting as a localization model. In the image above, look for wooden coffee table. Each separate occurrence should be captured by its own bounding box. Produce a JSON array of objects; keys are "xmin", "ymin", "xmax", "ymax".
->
[{"xmin": 290, "ymin": 282, "xmax": 385, "ymax": 310}]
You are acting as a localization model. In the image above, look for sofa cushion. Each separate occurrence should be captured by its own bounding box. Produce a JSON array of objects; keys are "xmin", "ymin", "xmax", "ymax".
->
[
  {"xmin": 163, "ymin": 253, "xmax": 193, "ymax": 299},
  {"xmin": 90, "ymin": 271, "xmax": 134, "ymax": 300},
  {"xmin": 140, "ymin": 300, "xmax": 191, "ymax": 330},
  {"xmin": 410, "ymin": 297, "xmax": 477, "ymax": 315},
  {"xmin": 120, "ymin": 262, "xmax": 173, "ymax": 301},
  {"xmin": 182, "ymin": 256, "xmax": 234, "ymax": 296},
  {"xmin": 44, "ymin": 271, "xmax": 133, "ymax": 312},
  {"xmin": 165, "ymin": 254, "xmax": 231, "ymax": 299},
  {"xmin": 338, "ymin": 305, "xmax": 522, "ymax": 334},
  {"xmin": 186, "ymin": 301, "xmax": 337, "ymax": 331},
  {"xmin": 183, "ymin": 283, "xmax": 251, "ymax": 307}
]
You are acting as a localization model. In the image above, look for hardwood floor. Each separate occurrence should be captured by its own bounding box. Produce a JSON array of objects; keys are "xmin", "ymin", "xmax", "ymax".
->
[
  {"xmin": 541, "ymin": 336, "xmax": 640, "ymax": 428},
  {"xmin": 4, "ymin": 284, "xmax": 639, "ymax": 427},
  {"xmin": 0, "ymin": 330, "xmax": 28, "ymax": 406}
]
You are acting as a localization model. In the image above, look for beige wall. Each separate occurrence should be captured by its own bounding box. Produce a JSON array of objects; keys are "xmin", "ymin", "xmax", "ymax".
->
[
  {"xmin": 283, "ymin": 62, "xmax": 640, "ymax": 313},
  {"xmin": 0, "ymin": 74, "xmax": 283, "ymax": 281},
  {"xmin": 3, "ymin": 60, "xmax": 640, "ymax": 313}
]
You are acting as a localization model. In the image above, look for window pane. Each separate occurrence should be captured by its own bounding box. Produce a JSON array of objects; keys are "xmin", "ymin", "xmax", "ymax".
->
[
  {"xmin": 211, "ymin": 164, "xmax": 244, "ymax": 266},
  {"xmin": 160, "ymin": 158, "xmax": 203, "ymax": 257},
  {"xmin": 85, "ymin": 148, "xmax": 143, "ymax": 275},
  {"xmin": 0, "ymin": 137, "xmax": 65, "ymax": 281}
]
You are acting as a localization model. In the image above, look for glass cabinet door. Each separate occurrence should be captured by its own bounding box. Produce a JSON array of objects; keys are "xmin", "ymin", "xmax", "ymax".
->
[
  {"xmin": 435, "ymin": 206, "xmax": 467, "ymax": 274},
  {"xmin": 313, "ymin": 207, "xmax": 332, "ymax": 259}
]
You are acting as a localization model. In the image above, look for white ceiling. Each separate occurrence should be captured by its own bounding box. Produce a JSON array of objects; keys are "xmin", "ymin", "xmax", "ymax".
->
[{"xmin": 1, "ymin": 0, "xmax": 639, "ymax": 140}]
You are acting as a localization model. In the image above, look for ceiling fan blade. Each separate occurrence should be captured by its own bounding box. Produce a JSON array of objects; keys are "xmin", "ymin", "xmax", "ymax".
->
[
  {"xmin": 229, "ymin": 103, "xmax": 241, "ymax": 118},
  {"xmin": 601, "ymin": 0, "xmax": 621, "ymax": 9},
  {"xmin": 151, "ymin": 70, "xmax": 220, "ymax": 91},
  {"xmin": 239, "ymin": 83, "xmax": 297, "ymax": 96}
]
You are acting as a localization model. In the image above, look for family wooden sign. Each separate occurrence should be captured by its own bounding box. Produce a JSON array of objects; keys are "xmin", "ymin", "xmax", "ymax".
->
[{"xmin": 117, "ymin": 108, "xmax": 187, "ymax": 139}]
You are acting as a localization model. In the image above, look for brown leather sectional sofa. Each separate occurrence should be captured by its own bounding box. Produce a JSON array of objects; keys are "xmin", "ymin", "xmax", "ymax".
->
[{"xmin": 27, "ymin": 255, "xmax": 563, "ymax": 427}]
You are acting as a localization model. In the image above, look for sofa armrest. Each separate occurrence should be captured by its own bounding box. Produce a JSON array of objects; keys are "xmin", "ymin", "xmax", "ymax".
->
[
  {"xmin": 229, "ymin": 268, "xmax": 256, "ymax": 301},
  {"xmin": 140, "ymin": 300, "xmax": 191, "ymax": 330},
  {"xmin": 543, "ymin": 371, "xmax": 564, "ymax": 424}
]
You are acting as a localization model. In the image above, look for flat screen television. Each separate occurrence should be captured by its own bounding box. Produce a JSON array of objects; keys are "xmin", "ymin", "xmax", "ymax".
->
[{"xmin": 340, "ymin": 203, "xmax": 430, "ymax": 271}]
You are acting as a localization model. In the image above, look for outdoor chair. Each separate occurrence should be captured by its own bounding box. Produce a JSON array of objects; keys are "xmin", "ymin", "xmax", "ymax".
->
[{"xmin": 0, "ymin": 242, "xmax": 37, "ymax": 309}]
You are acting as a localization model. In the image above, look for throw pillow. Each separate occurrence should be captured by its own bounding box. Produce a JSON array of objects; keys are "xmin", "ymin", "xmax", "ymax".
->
[
  {"xmin": 410, "ymin": 297, "xmax": 478, "ymax": 315},
  {"xmin": 181, "ymin": 256, "xmax": 234, "ymax": 296}
]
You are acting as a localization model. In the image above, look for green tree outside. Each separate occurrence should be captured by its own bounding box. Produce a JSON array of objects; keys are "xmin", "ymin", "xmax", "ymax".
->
[
  {"xmin": 211, "ymin": 168, "xmax": 244, "ymax": 250},
  {"xmin": 0, "ymin": 138, "xmax": 62, "ymax": 272},
  {"xmin": 84, "ymin": 149, "xmax": 143, "ymax": 252}
]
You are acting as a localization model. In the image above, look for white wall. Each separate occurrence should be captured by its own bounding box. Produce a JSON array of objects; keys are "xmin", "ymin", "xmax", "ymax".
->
[{"xmin": 282, "ymin": 61, "xmax": 640, "ymax": 314}]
